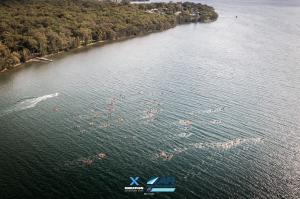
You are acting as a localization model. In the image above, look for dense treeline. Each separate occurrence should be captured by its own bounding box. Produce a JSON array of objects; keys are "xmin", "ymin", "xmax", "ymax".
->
[{"xmin": 0, "ymin": 0, "xmax": 218, "ymax": 71}]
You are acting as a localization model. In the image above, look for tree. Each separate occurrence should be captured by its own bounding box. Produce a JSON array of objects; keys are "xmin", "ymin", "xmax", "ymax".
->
[
  {"xmin": 33, "ymin": 32, "xmax": 48, "ymax": 55},
  {"xmin": 0, "ymin": 0, "xmax": 217, "ymax": 71},
  {"xmin": 0, "ymin": 42, "xmax": 10, "ymax": 70},
  {"xmin": 79, "ymin": 28, "xmax": 92, "ymax": 45}
]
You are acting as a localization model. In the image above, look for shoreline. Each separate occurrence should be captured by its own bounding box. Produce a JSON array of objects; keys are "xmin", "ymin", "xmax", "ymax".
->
[
  {"xmin": 0, "ymin": 30, "xmax": 159, "ymax": 74},
  {"xmin": 0, "ymin": 20, "xmax": 217, "ymax": 75}
]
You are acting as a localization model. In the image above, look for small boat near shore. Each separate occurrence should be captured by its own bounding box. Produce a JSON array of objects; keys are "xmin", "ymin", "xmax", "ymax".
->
[{"xmin": 35, "ymin": 57, "xmax": 53, "ymax": 62}]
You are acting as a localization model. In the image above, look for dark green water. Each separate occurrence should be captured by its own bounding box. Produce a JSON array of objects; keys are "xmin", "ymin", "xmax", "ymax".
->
[{"xmin": 0, "ymin": 1, "xmax": 300, "ymax": 198}]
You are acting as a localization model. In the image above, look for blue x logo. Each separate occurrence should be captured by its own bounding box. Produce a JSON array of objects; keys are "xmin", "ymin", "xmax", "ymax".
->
[{"xmin": 130, "ymin": 177, "xmax": 139, "ymax": 186}]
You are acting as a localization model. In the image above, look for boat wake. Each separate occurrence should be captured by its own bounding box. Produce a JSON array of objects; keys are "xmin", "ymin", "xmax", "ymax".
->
[{"xmin": 0, "ymin": 93, "xmax": 59, "ymax": 116}]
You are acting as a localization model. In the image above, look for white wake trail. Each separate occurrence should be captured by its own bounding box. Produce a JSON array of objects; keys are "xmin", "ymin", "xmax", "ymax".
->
[
  {"xmin": 0, "ymin": 93, "xmax": 59, "ymax": 116},
  {"xmin": 17, "ymin": 93, "xmax": 59, "ymax": 110}
]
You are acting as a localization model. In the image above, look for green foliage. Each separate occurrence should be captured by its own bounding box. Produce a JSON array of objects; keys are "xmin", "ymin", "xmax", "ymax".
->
[{"xmin": 0, "ymin": 0, "xmax": 217, "ymax": 71}]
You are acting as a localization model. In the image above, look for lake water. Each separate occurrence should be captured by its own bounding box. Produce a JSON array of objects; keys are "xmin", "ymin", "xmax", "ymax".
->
[{"xmin": 0, "ymin": 0, "xmax": 299, "ymax": 198}]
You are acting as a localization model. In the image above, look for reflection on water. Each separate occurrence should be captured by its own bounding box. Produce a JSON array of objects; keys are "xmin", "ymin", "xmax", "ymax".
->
[{"xmin": 0, "ymin": 0, "xmax": 300, "ymax": 198}]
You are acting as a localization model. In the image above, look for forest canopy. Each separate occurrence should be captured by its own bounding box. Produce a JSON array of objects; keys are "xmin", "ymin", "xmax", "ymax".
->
[{"xmin": 0, "ymin": 0, "xmax": 218, "ymax": 71}]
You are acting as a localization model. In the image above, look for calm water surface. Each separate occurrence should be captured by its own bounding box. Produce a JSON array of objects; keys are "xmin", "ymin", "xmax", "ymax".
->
[{"xmin": 0, "ymin": 0, "xmax": 300, "ymax": 198}]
